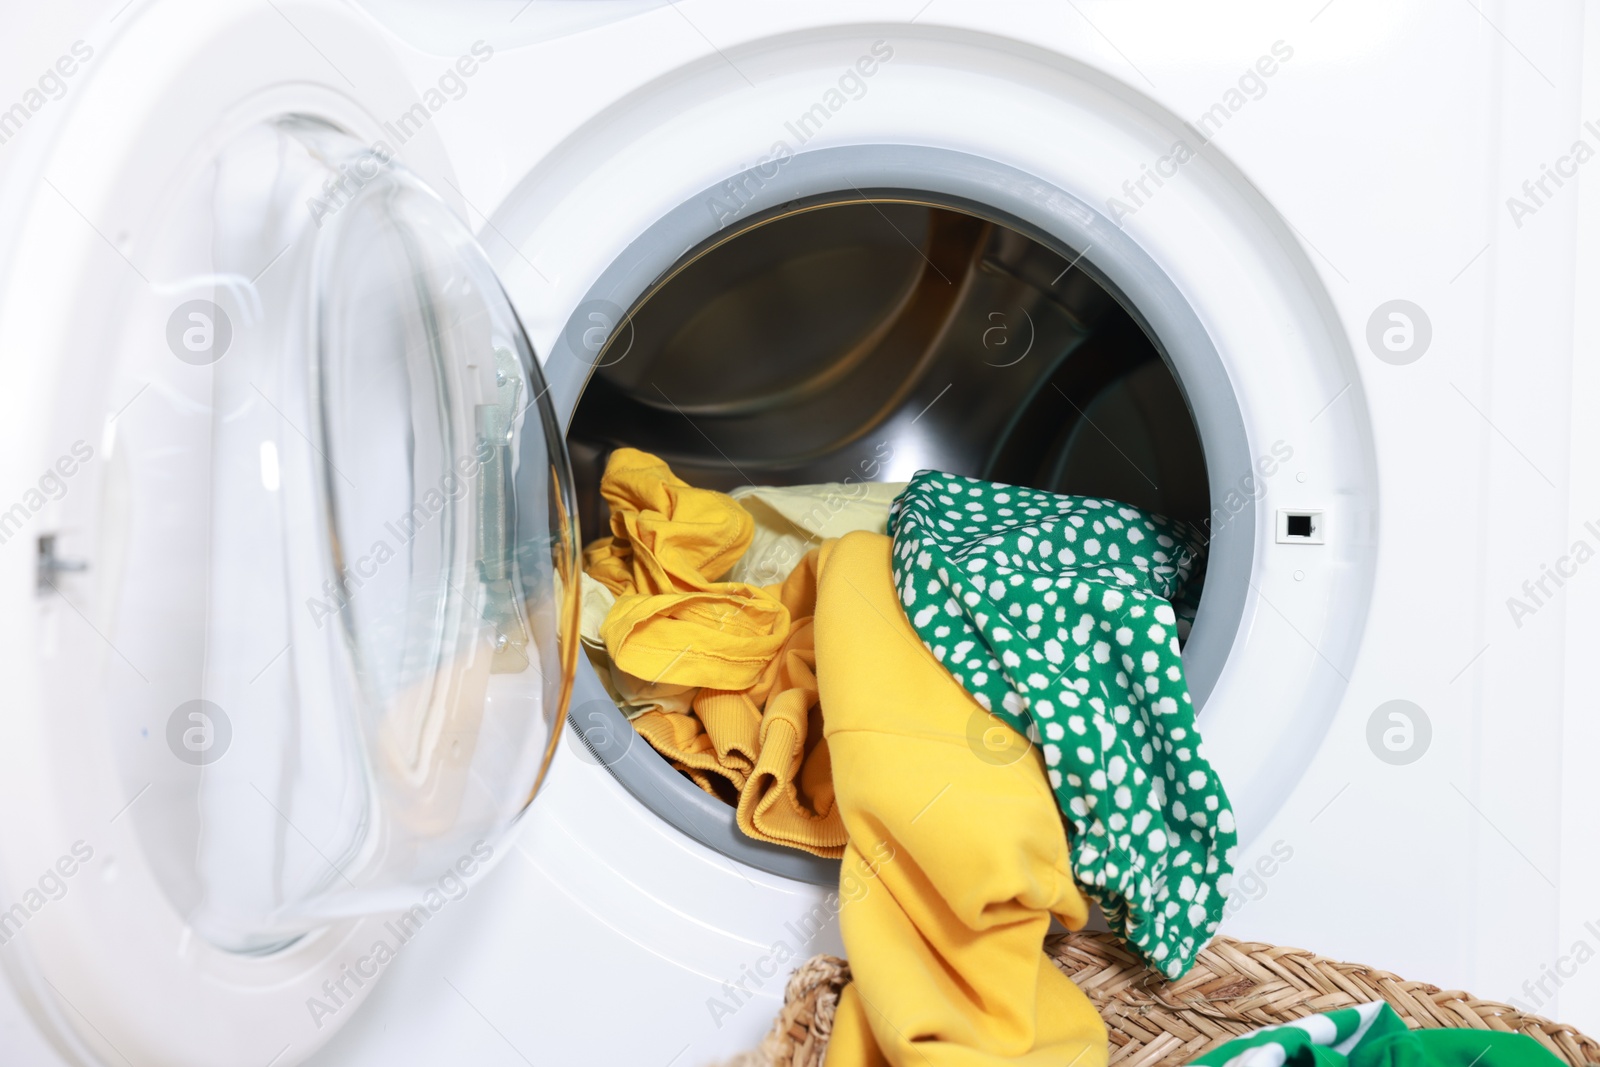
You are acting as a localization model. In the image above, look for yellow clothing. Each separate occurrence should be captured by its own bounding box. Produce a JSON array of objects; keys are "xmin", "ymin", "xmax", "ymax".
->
[
  {"xmin": 583, "ymin": 449, "xmax": 844, "ymax": 857},
  {"xmin": 582, "ymin": 447, "xmax": 753, "ymax": 596},
  {"xmin": 578, "ymin": 574, "xmax": 695, "ymax": 720},
  {"xmin": 816, "ymin": 532, "xmax": 1108, "ymax": 1067},
  {"xmin": 632, "ymin": 547, "xmax": 844, "ymax": 856},
  {"xmin": 586, "ymin": 447, "xmax": 792, "ymax": 695},
  {"xmin": 600, "ymin": 586, "xmax": 790, "ymax": 692}
]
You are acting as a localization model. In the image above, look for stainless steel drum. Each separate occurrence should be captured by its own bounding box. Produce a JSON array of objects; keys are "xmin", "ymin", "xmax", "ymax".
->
[{"xmin": 568, "ymin": 198, "xmax": 1209, "ymax": 539}]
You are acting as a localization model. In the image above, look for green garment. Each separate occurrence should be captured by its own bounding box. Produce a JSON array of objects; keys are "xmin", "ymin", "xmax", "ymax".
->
[
  {"xmin": 1189, "ymin": 1001, "xmax": 1566, "ymax": 1067},
  {"xmin": 888, "ymin": 470, "xmax": 1234, "ymax": 979}
]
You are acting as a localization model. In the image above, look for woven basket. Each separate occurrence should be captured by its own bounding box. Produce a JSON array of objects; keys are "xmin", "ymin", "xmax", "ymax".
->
[{"xmin": 722, "ymin": 932, "xmax": 1600, "ymax": 1067}]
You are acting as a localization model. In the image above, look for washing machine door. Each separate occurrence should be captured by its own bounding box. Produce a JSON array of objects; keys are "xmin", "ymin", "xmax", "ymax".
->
[
  {"xmin": 0, "ymin": 4, "xmax": 578, "ymax": 1061},
  {"xmin": 80, "ymin": 116, "xmax": 582, "ymax": 954}
]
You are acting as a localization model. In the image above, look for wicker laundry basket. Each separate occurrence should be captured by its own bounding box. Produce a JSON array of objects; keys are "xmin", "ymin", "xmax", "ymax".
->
[{"xmin": 721, "ymin": 932, "xmax": 1600, "ymax": 1067}]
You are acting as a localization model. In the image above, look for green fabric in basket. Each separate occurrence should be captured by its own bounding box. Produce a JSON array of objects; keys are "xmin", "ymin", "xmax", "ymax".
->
[{"xmin": 1188, "ymin": 1001, "xmax": 1566, "ymax": 1067}]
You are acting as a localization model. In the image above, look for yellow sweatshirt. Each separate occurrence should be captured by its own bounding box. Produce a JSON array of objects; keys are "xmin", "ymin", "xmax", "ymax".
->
[{"xmin": 816, "ymin": 532, "xmax": 1109, "ymax": 1067}]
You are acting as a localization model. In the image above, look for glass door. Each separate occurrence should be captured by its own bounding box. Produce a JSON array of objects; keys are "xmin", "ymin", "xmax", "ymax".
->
[{"xmin": 95, "ymin": 116, "xmax": 578, "ymax": 952}]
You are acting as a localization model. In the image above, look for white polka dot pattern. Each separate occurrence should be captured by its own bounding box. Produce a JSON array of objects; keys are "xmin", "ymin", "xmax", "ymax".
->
[{"xmin": 888, "ymin": 470, "xmax": 1237, "ymax": 979}]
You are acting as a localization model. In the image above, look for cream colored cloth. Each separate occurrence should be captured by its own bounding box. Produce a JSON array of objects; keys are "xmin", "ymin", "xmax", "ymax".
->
[{"xmin": 727, "ymin": 481, "xmax": 905, "ymax": 587}]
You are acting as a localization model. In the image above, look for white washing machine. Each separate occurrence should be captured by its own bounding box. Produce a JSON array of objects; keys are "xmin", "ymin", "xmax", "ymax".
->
[{"xmin": 1, "ymin": 1, "xmax": 1597, "ymax": 1064}]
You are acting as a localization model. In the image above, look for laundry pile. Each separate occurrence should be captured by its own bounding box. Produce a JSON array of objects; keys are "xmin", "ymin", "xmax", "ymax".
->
[
  {"xmin": 889, "ymin": 472, "xmax": 1233, "ymax": 978},
  {"xmin": 580, "ymin": 448, "xmax": 853, "ymax": 857},
  {"xmin": 580, "ymin": 448, "xmax": 1230, "ymax": 1065}
]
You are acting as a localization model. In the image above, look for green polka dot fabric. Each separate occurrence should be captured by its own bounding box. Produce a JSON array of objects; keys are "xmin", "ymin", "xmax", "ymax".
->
[
  {"xmin": 1188, "ymin": 999, "xmax": 1566, "ymax": 1067},
  {"xmin": 887, "ymin": 470, "xmax": 1237, "ymax": 979}
]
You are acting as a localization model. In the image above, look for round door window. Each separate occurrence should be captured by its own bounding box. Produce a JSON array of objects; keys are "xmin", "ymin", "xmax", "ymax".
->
[{"xmin": 95, "ymin": 118, "xmax": 578, "ymax": 952}]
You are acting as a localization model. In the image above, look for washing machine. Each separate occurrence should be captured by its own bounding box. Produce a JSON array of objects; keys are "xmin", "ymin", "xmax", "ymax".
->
[{"xmin": 0, "ymin": 0, "xmax": 1596, "ymax": 1063}]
